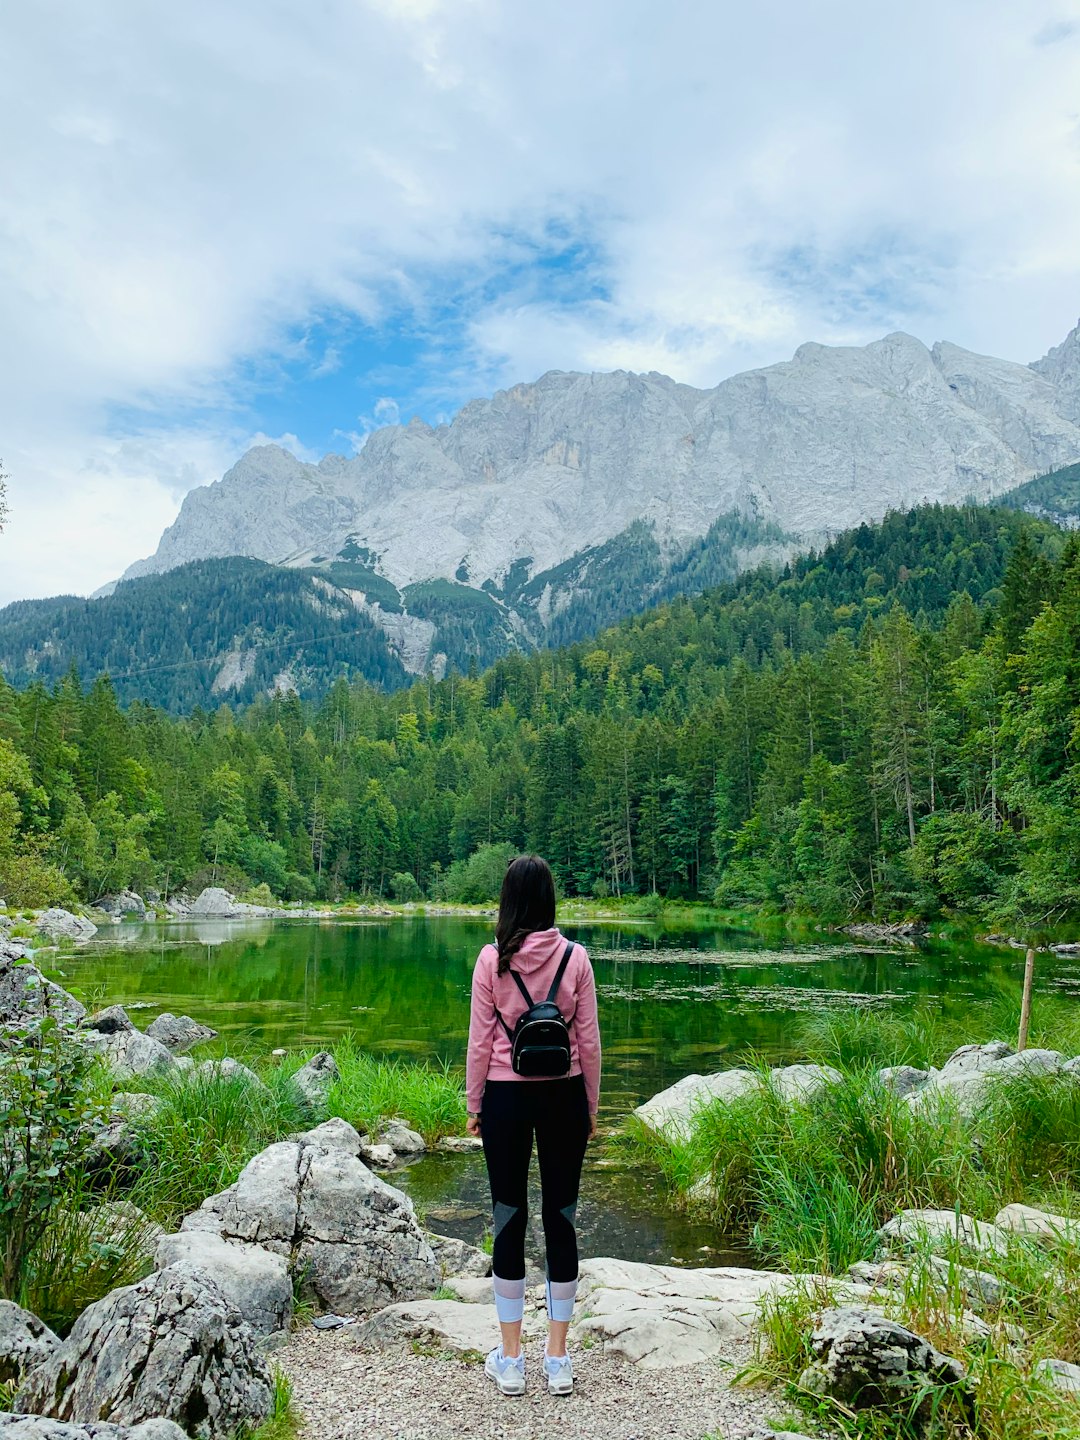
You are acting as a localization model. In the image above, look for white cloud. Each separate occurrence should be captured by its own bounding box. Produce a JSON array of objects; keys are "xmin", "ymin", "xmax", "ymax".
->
[{"xmin": 1, "ymin": 0, "xmax": 1080, "ymax": 603}]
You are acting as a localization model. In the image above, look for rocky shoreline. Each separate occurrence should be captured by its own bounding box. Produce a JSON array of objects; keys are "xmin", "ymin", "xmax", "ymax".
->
[{"xmin": 4, "ymin": 938, "xmax": 1080, "ymax": 1437}]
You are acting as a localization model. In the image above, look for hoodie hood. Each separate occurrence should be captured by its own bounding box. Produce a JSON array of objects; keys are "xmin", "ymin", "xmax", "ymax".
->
[{"xmin": 503, "ymin": 926, "xmax": 567, "ymax": 974}]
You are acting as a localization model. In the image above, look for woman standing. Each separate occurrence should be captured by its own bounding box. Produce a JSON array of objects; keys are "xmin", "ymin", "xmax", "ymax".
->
[{"xmin": 465, "ymin": 854, "xmax": 602, "ymax": 1397}]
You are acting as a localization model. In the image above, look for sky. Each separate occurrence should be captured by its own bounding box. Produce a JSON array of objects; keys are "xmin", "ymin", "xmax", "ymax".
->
[{"xmin": 2, "ymin": 0, "xmax": 1080, "ymax": 605}]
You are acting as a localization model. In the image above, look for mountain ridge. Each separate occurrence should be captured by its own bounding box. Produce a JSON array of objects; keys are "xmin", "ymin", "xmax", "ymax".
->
[{"xmin": 120, "ymin": 322, "xmax": 1080, "ymax": 599}]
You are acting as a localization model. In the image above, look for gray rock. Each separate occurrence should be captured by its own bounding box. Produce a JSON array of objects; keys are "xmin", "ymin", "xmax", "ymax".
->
[
  {"xmin": 110, "ymin": 1092, "xmax": 163, "ymax": 1120},
  {"xmin": 0, "ymin": 1300, "xmax": 59, "ymax": 1385},
  {"xmin": 426, "ymin": 1233, "xmax": 492, "ymax": 1279},
  {"xmin": 35, "ymin": 910, "xmax": 96, "ymax": 943},
  {"xmin": 798, "ymin": 1307, "xmax": 968, "ymax": 1417},
  {"xmin": 358, "ymin": 1139, "xmax": 398, "ymax": 1168},
  {"xmin": 940, "ymin": 1042, "xmax": 1014, "ymax": 1075},
  {"xmin": 633, "ymin": 1069, "xmax": 759, "ymax": 1141},
  {"xmin": 878, "ymin": 1065, "xmax": 930, "ymax": 1097},
  {"xmin": 86, "ymin": 1026, "xmax": 176, "ymax": 1079},
  {"xmin": 434, "ymin": 1135, "xmax": 483, "ymax": 1153},
  {"xmin": 145, "ymin": 1013, "xmax": 217, "ymax": 1053},
  {"xmin": 82, "ymin": 1005, "xmax": 135, "ymax": 1035},
  {"xmin": 298, "ymin": 1117, "xmax": 363, "ymax": 1154},
  {"xmin": 994, "ymin": 1203, "xmax": 1080, "ymax": 1246},
  {"xmin": 571, "ymin": 1257, "xmax": 798, "ymax": 1368},
  {"xmin": 992, "ymin": 1048, "xmax": 1064, "ymax": 1076},
  {"xmin": 0, "ymin": 957, "xmax": 85, "ymax": 1027},
  {"xmin": 0, "ymin": 1419, "xmax": 188, "ymax": 1439},
  {"xmin": 846, "ymin": 1260, "xmax": 910, "ymax": 1291},
  {"xmin": 97, "ymin": 891, "xmax": 146, "ymax": 919},
  {"xmin": 381, "ymin": 1120, "xmax": 426, "ymax": 1156},
  {"xmin": 180, "ymin": 1127, "xmax": 439, "ymax": 1314},
  {"xmin": 1034, "ymin": 1357, "xmax": 1080, "ymax": 1393},
  {"xmin": 771, "ymin": 1063, "xmax": 842, "ymax": 1102},
  {"xmin": 14, "ymin": 1268, "xmax": 273, "ymax": 1440},
  {"xmin": 356, "ymin": 1298, "xmax": 539, "ymax": 1355},
  {"xmin": 194, "ymin": 1057, "xmax": 266, "ymax": 1090},
  {"xmin": 925, "ymin": 1257, "xmax": 1003, "ymax": 1310},
  {"xmin": 156, "ymin": 1231, "xmax": 292, "ymax": 1336},
  {"xmin": 877, "ymin": 1209, "xmax": 1011, "ymax": 1260},
  {"xmin": 290, "ymin": 1051, "xmax": 339, "ymax": 1107},
  {"xmin": 187, "ymin": 888, "xmax": 242, "ymax": 917}
]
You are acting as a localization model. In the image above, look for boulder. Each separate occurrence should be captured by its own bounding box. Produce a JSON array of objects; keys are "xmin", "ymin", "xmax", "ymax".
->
[
  {"xmin": 298, "ymin": 1117, "xmax": 363, "ymax": 1153},
  {"xmin": 798, "ymin": 1307, "xmax": 967, "ymax": 1417},
  {"xmin": 82, "ymin": 1005, "xmax": 135, "ymax": 1035},
  {"xmin": 93, "ymin": 1033, "xmax": 175, "ymax": 1079},
  {"xmin": 289, "ymin": 1051, "xmax": 339, "ymax": 1108},
  {"xmin": 878, "ymin": 1066, "xmax": 930, "ymax": 1097},
  {"xmin": 426, "ymin": 1233, "xmax": 491, "ymax": 1279},
  {"xmin": 15, "ymin": 1269, "xmax": 273, "ymax": 1440},
  {"xmin": 877, "ymin": 1209, "xmax": 1011, "ymax": 1260},
  {"xmin": 97, "ymin": 892, "xmax": 146, "ymax": 919},
  {"xmin": 380, "ymin": 1120, "xmax": 426, "ymax": 1157},
  {"xmin": 145, "ymin": 1013, "xmax": 216, "ymax": 1053},
  {"xmin": 89, "ymin": 1099, "xmax": 161, "ymax": 1168},
  {"xmin": 0, "ymin": 1300, "xmax": 59, "ymax": 1385},
  {"xmin": 0, "ymin": 958, "xmax": 85, "ymax": 1027},
  {"xmin": 572, "ymin": 1257, "xmax": 795, "ymax": 1368},
  {"xmin": 187, "ymin": 888, "xmax": 242, "ymax": 917},
  {"xmin": 1034, "ymin": 1357, "xmax": 1080, "ymax": 1393},
  {"xmin": 994, "ymin": 1203, "xmax": 1080, "ymax": 1246},
  {"xmin": 941, "ymin": 1042, "xmax": 1014, "ymax": 1075},
  {"xmin": 633, "ymin": 1069, "xmax": 758, "ymax": 1140},
  {"xmin": 156, "ymin": 1231, "xmax": 292, "ymax": 1337},
  {"xmin": 993, "ymin": 1048, "xmax": 1064, "ymax": 1076},
  {"xmin": 35, "ymin": 910, "xmax": 96, "ymax": 944},
  {"xmin": 926, "ymin": 1257, "xmax": 1003, "ymax": 1310},
  {"xmin": 0, "ymin": 1420, "xmax": 188, "ymax": 1439},
  {"xmin": 180, "ymin": 1128, "xmax": 439, "ymax": 1314},
  {"xmin": 358, "ymin": 1139, "xmax": 397, "ymax": 1169},
  {"xmin": 356, "ymin": 1298, "xmax": 537, "ymax": 1355},
  {"xmin": 847, "ymin": 1260, "xmax": 910, "ymax": 1291},
  {"xmin": 435, "ymin": 1135, "xmax": 483, "ymax": 1154},
  {"xmin": 771, "ymin": 1064, "xmax": 842, "ymax": 1102},
  {"xmin": 194, "ymin": 1058, "xmax": 266, "ymax": 1090}
]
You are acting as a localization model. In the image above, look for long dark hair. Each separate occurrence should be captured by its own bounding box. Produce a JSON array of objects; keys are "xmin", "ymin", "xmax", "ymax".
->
[{"xmin": 495, "ymin": 854, "xmax": 556, "ymax": 975}]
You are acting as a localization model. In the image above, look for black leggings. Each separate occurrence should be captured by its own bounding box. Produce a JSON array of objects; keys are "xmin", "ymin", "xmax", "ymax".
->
[{"xmin": 480, "ymin": 1075, "xmax": 590, "ymax": 1282}]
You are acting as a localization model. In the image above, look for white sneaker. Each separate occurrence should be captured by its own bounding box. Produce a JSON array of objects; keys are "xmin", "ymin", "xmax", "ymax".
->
[
  {"xmin": 484, "ymin": 1344, "xmax": 526, "ymax": 1396},
  {"xmin": 543, "ymin": 1350, "xmax": 574, "ymax": 1395}
]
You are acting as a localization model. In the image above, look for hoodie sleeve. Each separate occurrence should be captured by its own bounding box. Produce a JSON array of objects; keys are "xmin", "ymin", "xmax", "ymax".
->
[
  {"xmin": 573, "ymin": 945, "xmax": 602, "ymax": 1114},
  {"xmin": 465, "ymin": 945, "xmax": 498, "ymax": 1113}
]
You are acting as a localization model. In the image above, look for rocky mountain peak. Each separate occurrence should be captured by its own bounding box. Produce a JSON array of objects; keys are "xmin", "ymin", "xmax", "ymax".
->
[
  {"xmin": 1032, "ymin": 319, "xmax": 1080, "ymax": 423},
  {"xmin": 119, "ymin": 321, "xmax": 1080, "ymax": 598}
]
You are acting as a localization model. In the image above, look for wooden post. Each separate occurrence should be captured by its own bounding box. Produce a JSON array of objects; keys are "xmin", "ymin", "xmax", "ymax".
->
[{"xmin": 1018, "ymin": 946, "xmax": 1036, "ymax": 1053}]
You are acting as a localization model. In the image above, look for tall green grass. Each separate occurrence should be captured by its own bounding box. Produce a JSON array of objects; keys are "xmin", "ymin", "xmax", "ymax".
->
[
  {"xmin": 283, "ymin": 1037, "xmax": 466, "ymax": 1143},
  {"xmin": 18, "ymin": 1189, "xmax": 156, "ymax": 1335},
  {"xmin": 624, "ymin": 1062, "xmax": 1080, "ymax": 1273},
  {"xmin": 125, "ymin": 1067, "xmax": 310, "ymax": 1228}
]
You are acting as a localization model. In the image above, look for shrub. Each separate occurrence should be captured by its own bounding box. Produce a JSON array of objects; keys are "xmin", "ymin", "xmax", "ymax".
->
[
  {"xmin": 390, "ymin": 871, "xmax": 423, "ymax": 902},
  {"xmin": 241, "ymin": 882, "xmax": 276, "ymax": 907},
  {"xmin": 0, "ymin": 1005, "xmax": 104, "ymax": 1297}
]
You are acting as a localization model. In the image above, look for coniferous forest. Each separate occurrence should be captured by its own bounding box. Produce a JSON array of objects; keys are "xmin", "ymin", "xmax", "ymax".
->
[{"xmin": 1, "ymin": 500, "xmax": 1078, "ymax": 927}]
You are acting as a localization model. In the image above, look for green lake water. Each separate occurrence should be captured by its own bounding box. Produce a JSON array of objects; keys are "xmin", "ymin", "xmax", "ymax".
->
[{"xmin": 50, "ymin": 916, "xmax": 1080, "ymax": 1267}]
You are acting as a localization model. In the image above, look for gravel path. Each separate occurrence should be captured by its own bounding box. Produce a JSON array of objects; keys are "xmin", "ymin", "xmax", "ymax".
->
[{"xmin": 281, "ymin": 1328, "xmax": 787, "ymax": 1440}]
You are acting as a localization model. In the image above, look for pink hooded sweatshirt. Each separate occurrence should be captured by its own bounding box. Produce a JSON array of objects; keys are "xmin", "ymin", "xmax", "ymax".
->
[{"xmin": 465, "ymin": 928, "xmax": 602, "ymax": 1115}]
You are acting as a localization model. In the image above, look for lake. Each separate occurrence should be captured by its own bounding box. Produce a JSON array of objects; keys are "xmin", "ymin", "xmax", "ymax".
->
[{"xmin": 52, "ymin": 915, "xmax": 1080, "ymax": 1267}]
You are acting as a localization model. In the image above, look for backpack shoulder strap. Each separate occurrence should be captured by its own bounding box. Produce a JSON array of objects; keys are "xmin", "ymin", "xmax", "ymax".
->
[
  {"xmin": 546, "ymin": 940, "xmax": 576, "ymax": 1005},
  {"xmin": 508, "ymin": 969, "xmax": 534, "ymax": 1008}
]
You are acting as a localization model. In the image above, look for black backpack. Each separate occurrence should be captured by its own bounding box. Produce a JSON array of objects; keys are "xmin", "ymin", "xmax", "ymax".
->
[{"xmin": 496, "ymin": 940, "xmax": 575, "ymax": 1077}]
